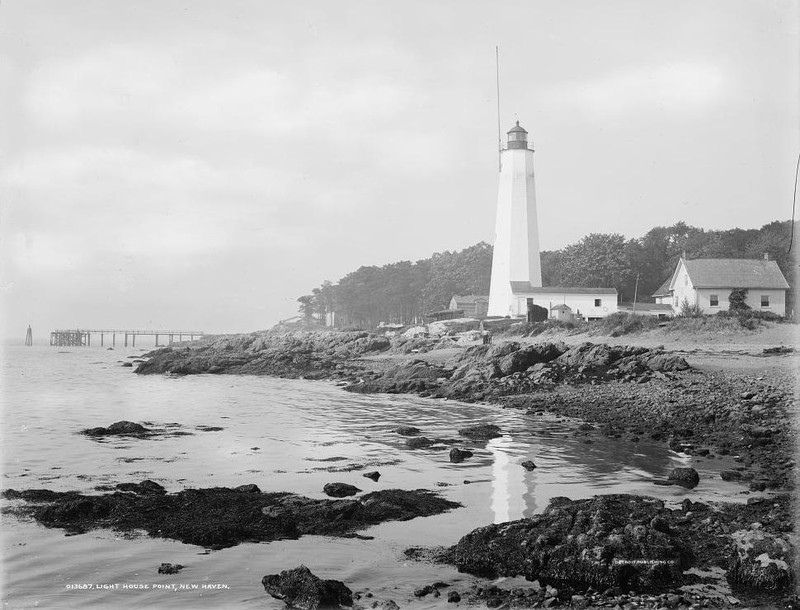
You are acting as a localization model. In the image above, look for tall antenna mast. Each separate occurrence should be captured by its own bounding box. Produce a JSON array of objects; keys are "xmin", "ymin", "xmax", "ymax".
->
[{"xmin": 496, "ymin": 46, "xmax": 502, "ymax": 172}]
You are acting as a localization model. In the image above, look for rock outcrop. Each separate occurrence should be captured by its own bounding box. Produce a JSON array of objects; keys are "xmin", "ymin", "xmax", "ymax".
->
[
  {"xmin": 347, "ymin": 341, "xmax": 689, "ymax": 400},
  {"xmin": 136, "ymin": 331, "xmax": 391, "ymax": 379},
  {"xmin": 2, "ymin": 484, "xmax": 460, "ymax": 549},
  {"xmin": 446, "ymin": 495, "xmax": 688, "ymax": 590},
  {"xmin": 440, "ymin": 493, "xmax": 795, "ymax": 598},
  {"xmin": 440, "ymin": 495, "xmax": 795, "ymax": 594}
]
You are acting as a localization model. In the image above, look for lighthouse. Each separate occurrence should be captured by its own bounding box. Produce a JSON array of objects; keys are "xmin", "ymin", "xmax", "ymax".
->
[{"xmin": 487, "ymin": 121, "xmax": 543, "ymax": 317}]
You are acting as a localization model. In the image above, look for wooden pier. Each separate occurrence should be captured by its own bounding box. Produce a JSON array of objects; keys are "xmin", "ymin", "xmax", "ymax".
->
[{"xmin": 49, "ymin": 329, "xmax": 205, "ymax": 348}]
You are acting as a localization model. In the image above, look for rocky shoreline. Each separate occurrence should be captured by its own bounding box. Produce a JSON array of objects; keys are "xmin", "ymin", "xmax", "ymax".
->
[
  {"xmin": 134, "ymin": 329, "xmax": 799, "ymax": 606},
  {"xmin": 136, "ymin": 330, "xmax": 796, "ymax": 492},
  {"xmin": 5, "ymin": 328, "xmax": 797, "ymax": 608}
]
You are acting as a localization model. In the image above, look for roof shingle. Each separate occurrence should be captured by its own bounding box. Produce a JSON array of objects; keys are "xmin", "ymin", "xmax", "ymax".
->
[
  {"xmin": 680, "ymin": 259, "xmax": 789, "ymax": 289},
  {"xmin": 510, "ymin": 282, "xmax": 617, "ymax": 295}
]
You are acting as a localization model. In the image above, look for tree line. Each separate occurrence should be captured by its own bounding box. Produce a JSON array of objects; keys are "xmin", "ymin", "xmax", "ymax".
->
[{"xmin": 296, "ymin": 220, "xmax": 795, "ymax": 328}]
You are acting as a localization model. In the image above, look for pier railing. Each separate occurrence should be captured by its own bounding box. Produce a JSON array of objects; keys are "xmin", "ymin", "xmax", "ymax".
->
[{"xmin": 49, "ymin": 329, "xmax": 206, "ymax": 348}]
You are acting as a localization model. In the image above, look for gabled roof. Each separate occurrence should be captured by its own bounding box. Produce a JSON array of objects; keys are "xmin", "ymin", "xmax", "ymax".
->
[
  {"xmin": 651, "ymin": 277, "xmax": 672, "ymax": 297},
  {"xmin": 675, "ymin": 258, "xmax": 789, "ymax": 290},
  {"xmin": 450, "ymin": 294, "xmax": 489, "ymax": 304},
  {"xmin": 510, "ymin": 282, "xmax": 618, "ymax": 295}
]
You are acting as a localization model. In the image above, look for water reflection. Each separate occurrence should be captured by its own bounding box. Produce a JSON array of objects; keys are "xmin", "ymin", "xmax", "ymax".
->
[{"xmin": 488, "ymin": 435, "xmax": 538, "ymax": 522}]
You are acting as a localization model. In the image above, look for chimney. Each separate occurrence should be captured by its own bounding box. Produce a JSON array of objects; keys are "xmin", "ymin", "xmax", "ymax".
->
[{"xmin": 763, "ymin": 252, "xmax": 769, "ymax": 260}]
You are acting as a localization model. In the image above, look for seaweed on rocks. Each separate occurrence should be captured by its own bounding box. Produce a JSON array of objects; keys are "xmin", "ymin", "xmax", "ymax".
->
[
  {"xmin": 449, "ymin": 448, "xmax": 473, "ymax": 463},
  {"xmin": 445, "ymin": 495, "xmax": 690, "ymax": 590},
  {"xmin": 2, "ymin": 483, "xmax": 461, "ymax": 549},
  {"xmin": 432, "ymin": 493, "xmax": 795, "ymax": 599},
  {"xmin": 81, "ymin": 421, "xmax": 151, "ymax": 437},
  {"xmin": 262, "ymin": 565, "xmax": 353, "ymax": 609},
  {"xmin": 458, "ymin": 424, "xmax": 502, "ymax": 440},
  {"xmin": 666, "ymin": 468, "xmax": 700, "ymax": 489}
]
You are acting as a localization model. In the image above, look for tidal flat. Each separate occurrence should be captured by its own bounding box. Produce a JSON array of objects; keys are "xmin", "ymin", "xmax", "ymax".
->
[{"xmin": 2, "ymin": 325, "xmax": 797, "ymax": 609}]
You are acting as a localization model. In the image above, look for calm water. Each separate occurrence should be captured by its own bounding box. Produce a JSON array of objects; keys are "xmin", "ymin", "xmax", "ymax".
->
[{"xmin": 1, "ymin": 345, "xmax": 746, "ymax": 609}]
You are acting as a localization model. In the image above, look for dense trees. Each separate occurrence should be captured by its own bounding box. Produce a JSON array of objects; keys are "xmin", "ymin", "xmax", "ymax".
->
[
  {"xmin": 296, "ymin": 220, "xmax": 795, "ymax": 328},
  {"xmin": 422, "ymin": 243, "xmax": 493, "ymax": 312}
]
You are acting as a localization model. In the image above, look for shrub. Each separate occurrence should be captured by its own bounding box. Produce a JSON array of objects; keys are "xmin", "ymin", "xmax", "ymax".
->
[
  {"xmin": 678, "ymin": 298, "xmax": 704, "ymax": 318},
  {"xmin": 729, "ymin": 288, "xmax": 750, "ymax": 312}
]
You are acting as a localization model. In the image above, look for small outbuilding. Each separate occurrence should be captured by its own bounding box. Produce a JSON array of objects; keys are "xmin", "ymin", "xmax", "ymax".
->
[
  {"xmin": 550, "ymin": 303, "xmax": 576, "ymax": 323},
  {"xmin": 448, "ymin": 295, "xmax": 489, "ymax": 318}
]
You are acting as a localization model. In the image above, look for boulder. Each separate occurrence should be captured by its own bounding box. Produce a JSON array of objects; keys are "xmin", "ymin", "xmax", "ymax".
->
[
  {"xmin": 521, "ymin": 461, "xmax": 537, "ymax": 471},
  {"xmin": 496, "ymin": 343, "xmax": 567, "ymax": 376},
  {"xmin": 262, "ymin": 565, "xmax": 353, "ymax": 609},
  {"xmin": 449, "ymin": 448, "xmax": 474, "ymax": 463},
  {"xmin": 727, "ymin": 529, "xmax": 794, "ymax": 592},
  {"xmin": 406, "ymin": 437, "xmax": 435, "ymax": 449},
  {"xmin": 82, "ymin": 421, "xmax": 150, "ymax": 437},
  {"xmin": 395, "ymin": 426, "xmax": 421, "ymax": 436},
  {"xmin": 667, "ymin": 468, "xmax": 700, "ymax": 489},
  {"xmin": 158, "ymin": 563, "xmax": 183, "ymax": 574},
  {"xmin": 362, "ymin": 471, "xmax": 381, "ymax": 482},
  {"xmin": 323, "ymin": 483, "xmax": 361, "ymax": 498},
  {"xmin": 234, "ymin": 484, "xmax": 261, "ymax": 493}
]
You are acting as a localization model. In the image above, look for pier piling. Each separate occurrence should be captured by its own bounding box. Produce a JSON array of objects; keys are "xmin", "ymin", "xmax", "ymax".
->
[{"xmin": 49, "ymin": 328, "xmax": 204, "ymax": 348}]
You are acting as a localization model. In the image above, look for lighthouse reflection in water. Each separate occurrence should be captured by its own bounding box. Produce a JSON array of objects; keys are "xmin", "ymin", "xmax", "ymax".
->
[{"xmin": 489, "ymin": 435, "xmax": 538, "ymax": 522}]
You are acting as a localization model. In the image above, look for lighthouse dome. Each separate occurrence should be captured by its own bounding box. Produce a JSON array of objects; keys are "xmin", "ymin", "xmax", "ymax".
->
[{"xmin": 508, "ymin": 121, "xmax": 528, "ymax": 134}]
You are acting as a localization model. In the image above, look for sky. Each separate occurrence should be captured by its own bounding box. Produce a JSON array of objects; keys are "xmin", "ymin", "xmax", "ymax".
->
[{"xmin": 1, "ymin": 0, "xmax": 798, "ymax": 340}]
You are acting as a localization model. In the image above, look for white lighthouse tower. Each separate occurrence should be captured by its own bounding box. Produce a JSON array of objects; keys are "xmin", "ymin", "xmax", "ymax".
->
[{"xmin": 487, "ymin": 121, "xmax": 543, "ymax": 317}]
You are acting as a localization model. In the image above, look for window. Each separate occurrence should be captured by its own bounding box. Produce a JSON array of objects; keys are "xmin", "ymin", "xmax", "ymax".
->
[
  {"xmin": 674, "ymin": 296, "xmax": 679, "ymax": 307},
  {"xmin": 594, "ymin": 299, "xmax": 601, "ymax": 307},
  {"xmin": 761, "ymin": 295, "xmax": 770, "ymax": 307},
  {"xmin": 710, "ymin": 294, "xmax": 719, "ymax": 307},
  {"xmin": 684, "ymin": 276, "xmax": 688, "ymax": 286}
]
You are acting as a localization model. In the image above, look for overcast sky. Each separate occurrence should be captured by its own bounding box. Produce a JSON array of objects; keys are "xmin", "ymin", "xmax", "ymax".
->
[{"xmin": 1, "ymin": 0, "xmax": 798, "ymax": 340}]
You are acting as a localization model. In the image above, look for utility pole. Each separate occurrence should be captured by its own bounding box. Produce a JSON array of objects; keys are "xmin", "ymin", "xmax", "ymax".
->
[
  {"xmin": 632, "ymin": 273, "xmax": 640, "ymax": 315},
  {"xmin": 24, "ymin": 325, "xmax": 33, "ymax": 346}
]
